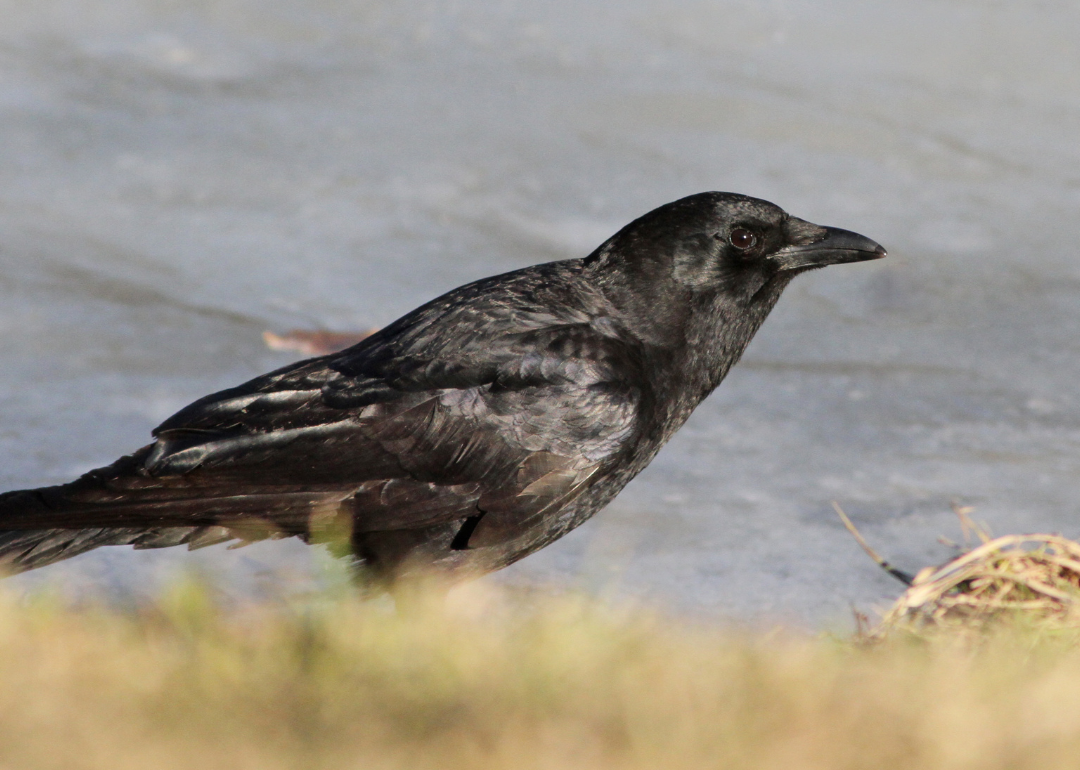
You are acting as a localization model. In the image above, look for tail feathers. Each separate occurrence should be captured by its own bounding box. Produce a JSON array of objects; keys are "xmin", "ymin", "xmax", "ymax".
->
[
  {"xmin": 0, "ymin": 524, "xmax": 245, "ymax": 575},
  {"xmin": 0, "ymin": 476, "xmax": 341, "ymax": 575},
  {"xmin": 0, "ymin": 448, "xmax": 351, "ymax": 575},
  {"xmin": 0, "ymin": 462, "xmax": 298, "ymax": 574}
]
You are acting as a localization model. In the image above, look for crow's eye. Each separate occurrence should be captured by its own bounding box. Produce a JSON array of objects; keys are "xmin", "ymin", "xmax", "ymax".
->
[{"xmin": 729, "ymin": 228, "xmax": 758, "ymax": 250}]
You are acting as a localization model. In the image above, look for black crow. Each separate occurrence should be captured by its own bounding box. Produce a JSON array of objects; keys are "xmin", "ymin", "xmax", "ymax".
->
[{"xmin": 0, "ymin": 192, "xmax": 884, "ymax": 584}]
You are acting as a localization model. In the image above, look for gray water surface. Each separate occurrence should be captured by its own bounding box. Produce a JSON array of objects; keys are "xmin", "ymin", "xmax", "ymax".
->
[{"xmin": 3, "ymin": 0, "xmax": 1080, "ymax": 625}]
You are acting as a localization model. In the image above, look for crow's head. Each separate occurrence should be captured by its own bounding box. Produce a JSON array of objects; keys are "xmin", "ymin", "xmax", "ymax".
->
[
  {"xmin": 585, "ymin": 192, "xmax": 885, "ymax": 350},
  {"xmin": 589, "ymin": 191, "xmax": 884, "ymax": 296}
]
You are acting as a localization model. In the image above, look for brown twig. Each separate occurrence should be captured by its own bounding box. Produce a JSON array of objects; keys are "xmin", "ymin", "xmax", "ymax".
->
[{"xmin": 832, "ymin": 501, "xmax": 914, "ymax": 586}]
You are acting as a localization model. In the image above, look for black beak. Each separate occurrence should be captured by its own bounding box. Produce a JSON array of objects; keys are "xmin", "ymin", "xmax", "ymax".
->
[{"xmin": 773, "ymin": 226, "xmax": 886, "ymax": 271}]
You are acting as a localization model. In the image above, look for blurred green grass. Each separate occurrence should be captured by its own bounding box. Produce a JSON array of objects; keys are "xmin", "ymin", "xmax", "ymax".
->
[{"xmin": 2, "ymin": 579, "xmax": 1080, "ymax": 770}]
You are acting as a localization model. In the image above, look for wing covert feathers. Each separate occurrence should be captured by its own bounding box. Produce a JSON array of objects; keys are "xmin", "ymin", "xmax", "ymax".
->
[{"xmin": 0, "ymin": 262, "xmax": 642, "ymax": 577}]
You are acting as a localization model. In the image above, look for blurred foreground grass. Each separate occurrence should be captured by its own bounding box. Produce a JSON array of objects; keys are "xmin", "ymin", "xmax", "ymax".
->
[{"xmin": 3, "ymin": 580, "xmax": 1080, "ymax": 770}]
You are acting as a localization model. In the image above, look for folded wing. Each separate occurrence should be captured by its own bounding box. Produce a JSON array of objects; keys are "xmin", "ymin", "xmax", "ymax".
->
[{"xmin": 0, "ymin": 267, "xmax": 644, "ymax": 575}]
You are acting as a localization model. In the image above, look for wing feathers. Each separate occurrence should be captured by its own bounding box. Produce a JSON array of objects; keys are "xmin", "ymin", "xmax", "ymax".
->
[
  {"xmin": 146, "ymin": 420, "xmax": 359, "ymax": 475},
  {"xmin": 0, "ymin": 264, "xmax": 646, "ymax": 576}
]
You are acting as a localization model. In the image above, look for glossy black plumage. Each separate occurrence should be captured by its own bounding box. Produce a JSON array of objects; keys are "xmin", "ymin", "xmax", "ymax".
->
[{"xmin": 0, "ymin": 192, "xmax": 885, "ymax": 582}]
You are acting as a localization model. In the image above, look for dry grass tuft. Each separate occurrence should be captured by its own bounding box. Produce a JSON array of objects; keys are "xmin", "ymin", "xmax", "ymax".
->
[
  {"xmin": 878, "ymin": 533, "xmax": 1080, "ymax": 635},
  {"xmin": 835, "ymin": 502, "xmax": 1080, "ymax": 638}
]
